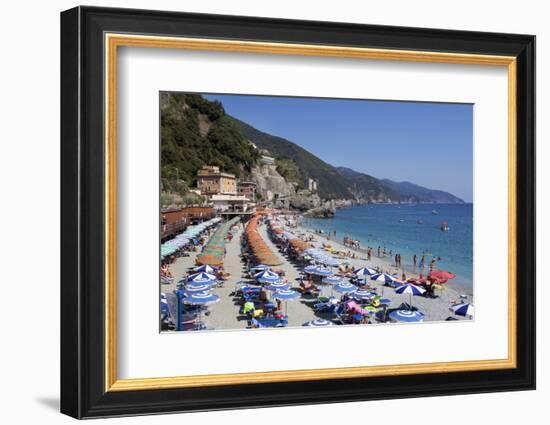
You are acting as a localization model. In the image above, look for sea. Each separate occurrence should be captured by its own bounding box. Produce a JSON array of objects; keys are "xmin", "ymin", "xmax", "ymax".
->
[{"xmin": 301, "ymin": 203, "xmax": 473, "ymax": 291}]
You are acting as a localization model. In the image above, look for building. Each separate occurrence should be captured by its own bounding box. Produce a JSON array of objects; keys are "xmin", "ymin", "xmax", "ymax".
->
[
  {"xmin": 237, "ymin": 181, "xmax": 257, "ymax": 202},
  {"xmin": 209, "ymin": 194, "xmax": 255, "ymax": 215},
  {"xmin": 197, "ymin": 165, "xmax": 237, "ymax": 196},
  {"xmin": 307, "ymin": 177, "xmax": 318, "ymax": 192},
  {"xmin": 260, "ymin": 155, "xmax": 275, "ymax": 165}
]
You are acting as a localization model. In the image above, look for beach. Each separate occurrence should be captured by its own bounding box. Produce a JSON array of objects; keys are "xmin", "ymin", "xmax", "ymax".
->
[{"xmin": 162, "ymin": 210, "xmax": 473, "ymax": 332}]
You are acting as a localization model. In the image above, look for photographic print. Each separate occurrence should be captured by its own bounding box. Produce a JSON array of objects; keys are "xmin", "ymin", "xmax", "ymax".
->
[{"xmin": 159, "ymin": 92, "xmax": 474, "ymax": 332}]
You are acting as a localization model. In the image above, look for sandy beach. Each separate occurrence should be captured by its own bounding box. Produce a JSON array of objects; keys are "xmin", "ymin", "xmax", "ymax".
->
[{"xmin": 162, "ymin": 212, "xmax": 473, "ymax": 332}]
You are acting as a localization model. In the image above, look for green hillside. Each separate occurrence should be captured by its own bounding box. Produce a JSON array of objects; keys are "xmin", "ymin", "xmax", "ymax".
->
[
  {"xmin": 231, "ymin": 118, "xmax": 355, "ymax": 200},
  {"xmin": 160, "ymin": 93, "xmax": 258, "ymax": 192}
]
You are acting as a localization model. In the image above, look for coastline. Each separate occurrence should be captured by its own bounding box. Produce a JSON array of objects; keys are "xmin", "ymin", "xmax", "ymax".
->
[{"xmin": 296, "ymin": 218, "xmax": 473, "ymax": 297}]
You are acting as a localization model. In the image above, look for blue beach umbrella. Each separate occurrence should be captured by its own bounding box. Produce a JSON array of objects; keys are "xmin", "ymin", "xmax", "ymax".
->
[
  {"xmin": 310, "ymin": 267, "xmax": 333, "ymax": 277},
  {"xmin": 183, "ymin": 291, "xmax": 220, "ymax": 305},
  {"xmin": 304, "ymin": 265, "xmax": 320, "ymax": 274},
  {"xmin": 255, "ymin": 270, "xmax": 281, "ymax": 284},
  {"xmin": 250, "ymin": 264, "xmax": 270, "ymax": 271},
  {"xmin": 303, "ymin": 318, "xmax": 334, "ymax": 327},
  {"xmin": 371, "ymin": 273, "xmax": 400, "ymax": 284},
  {"xmin": 353, "ymin": 289, "xmax": 376, "ymax": 300},
  {"xmin": 273, "ymin": 289, "xmax": 300, "ymax": 301},
  {"xmin": 354, "ymin": 267, "xmax": 376, "ymax": 277},
  {"xmin": 265, "ymin": 281, "xmax": 290, "ymax": 292},
  {"xmin": 395, "ymin": 283, "xmax": 426, "ymax": 310},
  {"xmin": 389, "ymin": 309, "xmax": 425, "ymax": 323},
  {"xmin": 183, "ymin": 283, "xmax": 214, "ymax": 294},
  {"xmin": 194, "ymin": 264, "xmax": 219, "ymax": 273},
  {"xmin": 321, "ymin": 276, "xmax": 343, "ymax": 285},
  {"xmin": 334, "ymin": 282, "xmax": 358, "ymax": 294},
  {"xmin": 187, "ymin": 272, "xmax": 217, "ymax": 285},
  {"xmin": 273, "ymin": 289, "xmax": 300, "ymax": 314},
  {"xmin": 160, "ymin": 293, "xmax": 169, "ymax": 314},
  {"xmin": 450, "ymin": 303, "xmax": 474, "ymax": 317}
]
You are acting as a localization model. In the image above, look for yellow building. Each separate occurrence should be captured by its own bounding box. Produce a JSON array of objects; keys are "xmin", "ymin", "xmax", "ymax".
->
[{"xmin": 197, "ymin": 165, "xmax": 237, "ymax": 196}]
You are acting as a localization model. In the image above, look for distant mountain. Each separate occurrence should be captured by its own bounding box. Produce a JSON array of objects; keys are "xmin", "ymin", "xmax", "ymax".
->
[
  {"xmin": 335, "ymin": 167, "xmax": 400, "ymax": 203},
  {"xmin": 380, "ymin": 179, "xmax": 465, "ymax": 204},
  {"xmin": 232, "ymin": 118, "xmax": 356, "ymax": 200}
]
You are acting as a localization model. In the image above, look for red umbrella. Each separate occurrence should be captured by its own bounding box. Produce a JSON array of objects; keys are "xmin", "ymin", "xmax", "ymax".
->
[{"xmin": 428, "ymin": 270, "xmax": 456, "ymax": 283}]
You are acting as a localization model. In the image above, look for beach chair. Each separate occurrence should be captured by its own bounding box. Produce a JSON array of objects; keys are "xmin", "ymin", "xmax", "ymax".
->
[{"xmin": 334, "ymin": 304, "xmax": 350, "ymax": 325}]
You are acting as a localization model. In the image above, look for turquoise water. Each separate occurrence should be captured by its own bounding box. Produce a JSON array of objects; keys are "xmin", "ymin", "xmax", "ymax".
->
[{"xmin": 302, "ymin": 204, "xmax": 473, "ymax": 290}]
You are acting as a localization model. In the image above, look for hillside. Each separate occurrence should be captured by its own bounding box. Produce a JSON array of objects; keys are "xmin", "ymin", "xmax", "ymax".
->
[
  {"xmin": 160, "ymin": 93, "xmax": 258, "ymax": 191},
  {"xmin": 336, "ymin": 167, "xmax": 400, "ymax": 203},
  {"xmin": 381, "ymin": 179, "xmax": 465, "ymax": 204},
  {"xmin": 232, "ymin": 118, "xmax": 355, "ymax": 200}
]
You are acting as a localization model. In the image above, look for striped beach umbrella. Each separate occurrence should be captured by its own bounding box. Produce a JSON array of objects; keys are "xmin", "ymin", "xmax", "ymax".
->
[
  {"xmin": 321, "ymin": 276, "xmax": 343, "ymax": 285},
  {"xmin": 183, "ymin": 283, "xmax": 214, "ymax": 294},
  {"xmin": 450, "ymin": 303, "xmax": 474, "ymax": 317},
  {"xmin": 354, "ymin": 267, "xmax": 376, "ymax": 276},
  {"xmin": 310, "ymin": 267, "xmax": 333, "ymax": 277},
  {"xmin": 265, "ymin": 281, "xmax": 290, "ymax": 292},
  {"xmin": 395, "ymin": 283, "xmax": 426, "ymax": 310},
  {"xmin": 187, "ymin": 272, "xmax": 217, "ymax": 286},
  {"xmin": 353, "ymin": 289, "xmax": 376, "ymax": 300},
  {"xmin": 193, "ymin": 264, "xmax": 219, "ymax": 273},
  {"xmin": 371, "ymin": 273, "xmax": 400, "ymax": 284},
  {"xmin": 273, "ymin": 289, "xmax": 300, "ymax": 314},
  {"xmin": 334, "ymin": 282, "xmax": 358, "ymax": 294},
  {"xmin": 254, "ymin": 270, "xmax": 281, "ymax": 284},
  {"xmin": 389, "ymin": 309, "xmax": 425, "ymax": 323},
  {"xmin": 160, "ymin": 293, "xmax": 169, "ymax": 314},
  {"xmin": 183, "ymin": 291, "xmax": 220, "ymax": 305},
  {"xmin": 304, "ymin": 265, "xmax": 319, "ymax": 274},
  {"xmin": 303, "ymin": 318, "xmax": 334, "ymax": 327}
]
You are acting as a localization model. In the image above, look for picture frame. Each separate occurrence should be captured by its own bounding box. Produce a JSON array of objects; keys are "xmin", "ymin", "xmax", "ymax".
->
[{"xmin": 60, "ymin": 5, "xmax": 535, "ymax": 419}]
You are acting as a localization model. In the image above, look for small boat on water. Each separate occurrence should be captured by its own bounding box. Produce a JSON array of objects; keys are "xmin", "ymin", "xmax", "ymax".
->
[
  {"xmin": 440, "ymin": 221, "xmax": 450, "ymax": 231},
  {"xmin": 432, "ymin": 210, "xmax": 439, "ymax": 215},
  {"xmin": 417, "ymin": 220, "xmax": 423, "ymax": 224},
  {"xmin": 399, "ymin": 219, "xmax": 405, "ymax": 222}
]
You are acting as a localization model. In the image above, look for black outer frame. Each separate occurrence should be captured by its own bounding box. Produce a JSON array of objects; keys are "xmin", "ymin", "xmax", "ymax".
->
[{"xmin": 60, "ymin": 5, "xmax": 536, "ymax": 419}]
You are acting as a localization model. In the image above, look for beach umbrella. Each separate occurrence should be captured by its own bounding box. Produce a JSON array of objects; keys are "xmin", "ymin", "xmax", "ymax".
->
[
  {"xmin": 310, "ymin": 267, "xmax": 333, "ymax": 277},
  {"xmin": 450, "ymin": 303, "xmax": 474, "ymax": 318},
  {"xmin": 183, "ymin": 283, "xmax": 214, "ymax": 294},
  {"xmin": 353, "ymin": 289, "xmax": 376, "ymax": 300},
  {"xmin": 334, "ymin": 282, "xmax": 358, "ymax": 294},
  {"xmin": 395, "ymin": 283, "xmax": 426, "ymax": 310},
  {"xmin": 371, "ymin": 273, "xmax": 400, "ymax": 284},
  {"xmin": 265, "ymin": 281, "xmax": 290, "ymax": 292},
  {"xmin": 354, "ymin": 267, "xmax": 376, "ymax": 276},
  {"xmin": 193, "ymin": 264, "xmax": 219, "ymax": 273},
  {"xmin": 160, "ymin": 293, "xmax": 169, "ymax": 314},
  {"xmin": 273, "ymin": 289, "xmax": 300, "ymax": 315},
  {"xmin": 182, "ymin": 291, "xmax": 220, "ymax": 327},
  {"xmin": 187, "ymin": 272, "xmax": 217, "ymax": 285},
  {"xmin": 320, "ymin": 256, "xmax": 340, "ymax": 267},
  {"xmin": 321, "ymin": 276, "xmax": 343, "ymax": 285},
  {"xmin": 304, "ymin": 265, "xmax": 319, "ymax": 274},
  {"xmin": 389, "ymin": 309, "xmax": 425, "ymax": 323},
  {"xmin": 429, "ymin": 270, "xmax": 456, "ymax": 282},
  {"xmin": 254, "ymin": 270, "xmax": 281, "ymax": 284},
  {"xmin": 303, "ymin": 318, "xmax": 334, "ymax": 327}
]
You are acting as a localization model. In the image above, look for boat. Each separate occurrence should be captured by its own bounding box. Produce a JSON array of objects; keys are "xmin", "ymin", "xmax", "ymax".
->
[
  {"xmin": 440, "ymin": 221, "xmax": 450, "ymax": 231},
  {"xmin": 432, "ymin": 210, "xmax": 439, "ymax": 215},
  {"xmin": 399, "ymin": 219, "xmax": 405, "ymax": 222},
  {"xmin": 417, "ymin": 220, "xmax": 423, "ymax": 224}
]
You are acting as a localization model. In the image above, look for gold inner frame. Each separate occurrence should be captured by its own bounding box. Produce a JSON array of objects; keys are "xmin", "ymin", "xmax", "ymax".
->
[{"xmin": 104, "ymin": 33, "xmax": 517, "ymax": 392}]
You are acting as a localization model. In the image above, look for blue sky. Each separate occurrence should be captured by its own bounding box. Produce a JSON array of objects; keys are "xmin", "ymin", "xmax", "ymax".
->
[{"xmin": 204, "ymin": 94, "xmax": 473, "ymax": 202}]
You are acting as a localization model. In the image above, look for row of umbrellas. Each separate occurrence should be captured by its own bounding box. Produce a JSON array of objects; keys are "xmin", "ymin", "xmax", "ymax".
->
[
  {"xmin": 161, "ymin": 217, "xmax": 222, "ymax": 259},
  {"xmin": 196, "ymin": 216, "xmax": 240, "ymax": 266},
  {"xmin": 304, "ymin": 248, "xmax": 340, "ymax": 267},
  {"xmin": 245, "ymin": 215, "xmax": 282, "ymax": 266}
]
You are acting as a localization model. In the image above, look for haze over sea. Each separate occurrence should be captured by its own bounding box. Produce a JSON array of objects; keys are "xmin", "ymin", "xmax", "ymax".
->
[{"xmin": 302, "ymin": 203, "xmax": 473, "ymax": 291}]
